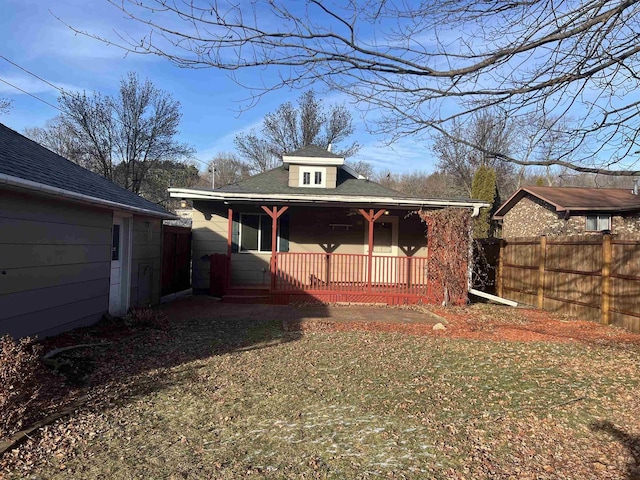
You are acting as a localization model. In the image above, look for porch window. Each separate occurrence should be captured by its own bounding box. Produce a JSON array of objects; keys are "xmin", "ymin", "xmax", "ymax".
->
[
  {"xmin": 586, "ymin": 214, "xmax": 611, "ymax": 231},
  {"xmin": 239, "ymin": 214, "xmax": 274, "ymax": 252}
]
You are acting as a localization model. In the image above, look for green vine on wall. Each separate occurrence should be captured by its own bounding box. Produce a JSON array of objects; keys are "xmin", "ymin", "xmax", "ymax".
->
[{"xmin": 419, "ymin": 208, "xmax": 471, "ymax": 305}]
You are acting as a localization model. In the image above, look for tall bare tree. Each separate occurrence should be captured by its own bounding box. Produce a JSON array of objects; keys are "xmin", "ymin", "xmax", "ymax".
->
[
  {"xmin": 206, "ymin": 152, "xmax": 252, "ymax": 188},
  {"xmin": 345, "ymin": 160, "xmax": 375, "ymax": 179},
  {"xmin": 235, "ymin": 90, "xmax": 359, "ymax": 173},
  {"xmin": 75, "ymin": 0, "xmax": 640, "ymax": 176},
  {"xmin": 24, "ymin": 117, "xmax": 95, "ymax": 170},
  {"xmin": 55, "ymin": 72, "xmax": 192, "ymax": 195},
  {"xmin": 433, "ymin": 110, "xmax": 516, "ymax": 197}
]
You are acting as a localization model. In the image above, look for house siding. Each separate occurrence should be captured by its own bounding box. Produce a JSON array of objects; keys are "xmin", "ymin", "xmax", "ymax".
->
[
  {"xmin": 288, "ymin": 165, "xmax": 338, "ymax": 189},
  {"xmin": 288, "ymin": 165, "xmax": 300, "ymax": 187},
  {"xmin": 502, "ymin": 194, "xmax": 640, "ymax": 237},
  {"xmin": 192, "ymin": 201, "xmax": 229, "ymax": 290},
  {"xmin": 0, "ymin": 190, "xmax": 112, "ymax": 338},
  {"xmin": 130, "ymin": 216, "xmax": 163, "ymax": 307}
]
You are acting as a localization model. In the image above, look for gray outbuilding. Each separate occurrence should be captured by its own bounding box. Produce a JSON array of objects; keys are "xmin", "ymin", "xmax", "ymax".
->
[{"xmin": 0, "ymin": 123, "xmax": 175, "ymax": 338}]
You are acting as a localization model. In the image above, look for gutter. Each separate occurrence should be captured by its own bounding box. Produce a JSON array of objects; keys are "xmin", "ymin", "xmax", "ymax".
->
[
  {"xmin": 168, "ymin": 187, "xmax": 489, "ymax": 213},
  {"xmin": 0, "ymin": 173, "xmax": 176, "ymax": 220}
]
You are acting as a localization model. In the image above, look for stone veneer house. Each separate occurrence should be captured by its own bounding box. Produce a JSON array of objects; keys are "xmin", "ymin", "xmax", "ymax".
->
[
  {"xmin": 170, "ymin": 145, "xmax": 488, "ymax": 305},
  {"xmin": 0, "ymin": 123, "xmax": 175, "ymax": 338},
  {"xmin": 494, "ymin": 185, "xmax": 640, "ymax": 238}
]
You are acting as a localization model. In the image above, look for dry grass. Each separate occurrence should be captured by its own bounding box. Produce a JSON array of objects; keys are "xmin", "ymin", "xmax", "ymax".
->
[{"xmin": 2, "ymin": 303, "xmax": 640, "ymax": 479}]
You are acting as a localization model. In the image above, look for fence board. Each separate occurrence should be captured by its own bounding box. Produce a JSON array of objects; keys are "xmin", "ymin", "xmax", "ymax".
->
[
  {"xmin": 161, "ymin": 226, "xmax": 192, "ymax": 296},
  {"xmin": 496, "ymin": 234, "xmax": 640, "ymax": 333}
]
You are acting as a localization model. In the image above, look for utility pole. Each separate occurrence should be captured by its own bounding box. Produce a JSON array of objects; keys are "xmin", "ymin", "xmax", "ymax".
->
[{"xmin": 209, "ymin": 164, "xmax": 216, "ymax": 189}]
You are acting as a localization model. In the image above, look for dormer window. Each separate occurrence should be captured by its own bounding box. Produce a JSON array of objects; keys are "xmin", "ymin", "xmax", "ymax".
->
[{"xmin": 299, "ymin": 166, "xmax": 326, "ymax": 188}]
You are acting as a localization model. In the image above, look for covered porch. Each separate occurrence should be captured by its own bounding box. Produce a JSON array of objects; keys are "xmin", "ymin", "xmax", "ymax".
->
[
  {"xmin": 210, "ymin": 205, "xmax": 435, "ymax": 304},
  {"xmin": 170, "ymin": 184, "xmax": 486, "ymax": 306}
]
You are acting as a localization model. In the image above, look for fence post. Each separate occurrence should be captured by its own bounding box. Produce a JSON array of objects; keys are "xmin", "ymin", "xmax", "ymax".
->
[
  {"xmin": 537, "ymin": 236, "xmax": 546, "ymax": 309},
  {"xmin": 601, "ymin": 234, "xmax": 612, "ymax": 325}
]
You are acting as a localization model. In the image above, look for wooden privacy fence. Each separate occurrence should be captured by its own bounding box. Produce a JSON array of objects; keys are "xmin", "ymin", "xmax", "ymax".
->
[
  {"xmin": 161, "ymin": 225, "xmax": 192, "ymax": 296},
  {"xmin": 497, "ymin": 234, "xmax": 640, "ymax": 332}
]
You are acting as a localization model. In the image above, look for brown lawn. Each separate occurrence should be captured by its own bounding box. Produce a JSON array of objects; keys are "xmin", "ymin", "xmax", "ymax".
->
[{"xmin": 1, "ymin": 298, "xmax": 639, "ymax": 479}]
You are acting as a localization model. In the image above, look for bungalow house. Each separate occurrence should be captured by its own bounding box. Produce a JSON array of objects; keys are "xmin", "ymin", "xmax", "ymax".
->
[
  {"xmin": 0, "ymin": 123, "xmax": 175, "ymax": 338},
  {"xmin": 494, "ymin": 185, "xmax": 640, "ymax": 238},
  {"xmin": 169, "ymin": 145, "xmax": 488, "ymax": 305}
]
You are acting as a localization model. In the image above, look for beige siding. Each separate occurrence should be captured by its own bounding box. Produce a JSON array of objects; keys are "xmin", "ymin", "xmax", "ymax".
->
[
  {"xmin": 0, "ymin": 190, "xmax": 112, "ymax": 338},
  {"xmin": 325, "ymin": 166, "xmax": 337, "ymax": 189},
  {"xmin": 288, "ymin": 207, "xmax": 427, "ymax": 256},
  {"xmin": 231, "ymin": 253, "xmax": 271, "ymax": 285},
  {"xmin": 192, "ymin": 201, "xmax": 230, "ymax": 290},
  {"xmin": 130, "ymin": 216, "xmax": 163, "ymax": 307},
  {"xmin": 288, "ymin": 165, "xmax": 337, "ymax": 189},
  {"xmin": 288, "ymin": 165, "xmax": 300, "ymax": 187}
]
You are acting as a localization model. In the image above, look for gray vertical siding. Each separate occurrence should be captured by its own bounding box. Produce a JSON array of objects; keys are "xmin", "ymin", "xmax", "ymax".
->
[
  {"xmin": 129, "ymin": 216, "xmax": 163, "ymax": 308},
  {"xmin": 0, "ymin": 190, "xmax": 112, "ymax": 338}
]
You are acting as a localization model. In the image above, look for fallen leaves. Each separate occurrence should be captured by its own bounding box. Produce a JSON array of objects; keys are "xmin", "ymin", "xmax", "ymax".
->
[{"xmin": 1, "ymin": 299, "xmax": 639, "ymax": 479}]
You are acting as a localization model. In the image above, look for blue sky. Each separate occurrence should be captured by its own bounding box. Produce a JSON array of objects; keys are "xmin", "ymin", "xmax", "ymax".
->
[{"xmin": 0, "ymin": 0, "xmax": 435, "ymax": 175}]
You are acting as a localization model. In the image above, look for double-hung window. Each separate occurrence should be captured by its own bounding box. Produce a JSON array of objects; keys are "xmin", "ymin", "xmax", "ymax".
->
[
  {"xmin": 299, "ymin": 166, "xmax": 326, "ymax": 187},
  {"xmin": 585, "ymin": 214, "xmax": 611, "ymax": 232},
  {"xmin": 239, "ymin": 214, "xmax": 273, "ymax": 252}
]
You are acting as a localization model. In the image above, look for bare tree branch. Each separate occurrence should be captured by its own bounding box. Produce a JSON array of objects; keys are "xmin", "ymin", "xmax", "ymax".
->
[{"xmin": 65, "ymin": 0, "xmax": 640, "ymax": 175}]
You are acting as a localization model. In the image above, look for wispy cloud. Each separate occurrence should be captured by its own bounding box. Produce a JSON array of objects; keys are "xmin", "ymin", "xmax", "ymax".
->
[{"xmin": 0, "ymin": 72, "xmax": 83, "ymax": 96}]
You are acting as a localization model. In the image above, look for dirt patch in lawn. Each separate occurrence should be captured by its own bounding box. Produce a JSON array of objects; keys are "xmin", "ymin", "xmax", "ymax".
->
[{"xmin": 285, "ymin": 303, "xmax": 640, "ymax": 346}]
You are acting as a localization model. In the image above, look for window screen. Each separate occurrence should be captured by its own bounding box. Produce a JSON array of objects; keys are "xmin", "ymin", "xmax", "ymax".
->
[
  {"xmin": 240, "ymin": 214, "xmax": 259, "ymax": 251},
  {"xmin": 586, "ymin": 214, "xmax": 611, "ymax": 231}
]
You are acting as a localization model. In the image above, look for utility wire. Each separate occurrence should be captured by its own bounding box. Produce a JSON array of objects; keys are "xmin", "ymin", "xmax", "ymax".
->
[
  {"xmin": 0, "ymin": 54, "xmax": 66, "ymax": 95},
  {"xmin": 0, "ymin": 54, "xmax": 210, "ymax": 168},
  {"xmin": 0, "ymin": 77, "xmax": 62, "ymax": 112}
]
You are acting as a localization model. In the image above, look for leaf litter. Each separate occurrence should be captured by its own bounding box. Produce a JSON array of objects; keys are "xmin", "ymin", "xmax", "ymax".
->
[{"xmin": 1, "ymin": 299, "xmax": 639, "ymax": 479}]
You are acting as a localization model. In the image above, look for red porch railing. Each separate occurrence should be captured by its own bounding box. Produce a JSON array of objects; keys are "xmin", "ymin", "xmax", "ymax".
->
[{"xmin": 273, "ymin": 252, "xmax": 431, "ymax": 296}]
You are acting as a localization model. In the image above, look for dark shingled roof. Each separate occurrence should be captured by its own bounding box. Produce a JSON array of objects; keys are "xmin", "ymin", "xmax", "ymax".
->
[
  {"xmin": 217, "ymin": 165, "xmax": 405, "ymax": 197},
  {"xmin": 0, "ymin": 123, "xmax": 173, "ymax": 217},
  {"xmin": 285, "ymin": 145, "xmax": 343, "ymax": 159},
  {"xmin": 495, "ymin": 185, "xmax": 640, "ymax": 218}
]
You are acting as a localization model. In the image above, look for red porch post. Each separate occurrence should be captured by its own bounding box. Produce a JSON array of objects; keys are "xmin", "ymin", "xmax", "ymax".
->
[
  {"xmin": 261, "ymin": 205, "xmax": 289, "ymax": 291},
  {"xmin": 226, "ymin": 207, "xmax": 233, "ymax": 290},
  {"xmin": 359, "ymin": 208, "xmax": 386, "ymax": 293}
]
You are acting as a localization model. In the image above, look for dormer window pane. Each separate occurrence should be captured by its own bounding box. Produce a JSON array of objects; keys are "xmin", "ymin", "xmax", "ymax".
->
[
  {"xmin": 303, "ymin": 172, "xmax": 311, "ymax": 185},
  {"xmin": 314, "ymin": 171, "xmax": 322, "ymax": 185}
]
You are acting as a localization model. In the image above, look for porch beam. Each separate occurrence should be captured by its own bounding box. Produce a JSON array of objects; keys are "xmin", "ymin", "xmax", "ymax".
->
[
  {"xmin": 359, "ymin": 208, "xmax": 387, "ymax": 293},
  {"xmin": 261, "ymin": 205, "xmax": 289, "ymax": 292}
]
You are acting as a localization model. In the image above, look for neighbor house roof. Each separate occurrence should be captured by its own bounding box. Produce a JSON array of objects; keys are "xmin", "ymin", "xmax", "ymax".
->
[
  {"xmin": 0, "ymin": 123, "xmax": 174, "ymax": 219},
  {"xmin": 494, "ymin": 185, "xmax": 640, "ymax": 219},
  {"xmin": 170, "ymin": 164, "xmax": 489, "ymax": 212}
]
